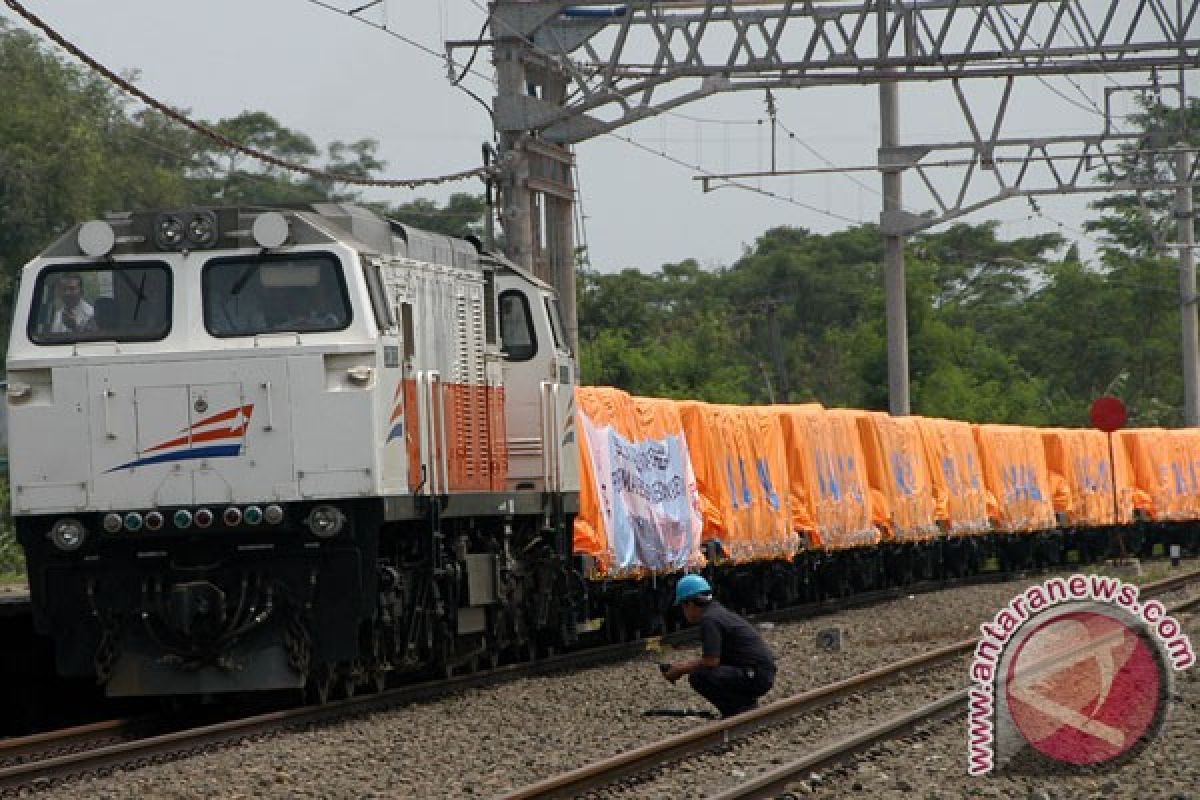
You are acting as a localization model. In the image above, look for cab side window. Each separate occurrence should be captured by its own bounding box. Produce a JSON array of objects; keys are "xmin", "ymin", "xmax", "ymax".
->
[{"xmin": 498, "ymin": 290, "xmax": 536, "ymax": 362}]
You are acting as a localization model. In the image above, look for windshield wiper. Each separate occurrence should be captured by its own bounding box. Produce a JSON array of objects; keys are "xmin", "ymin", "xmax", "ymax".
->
[
  {"xmin": 230, "ymin": 262, "xmax": 259, "ymax": 297},
  {"xmin": 117, "ymin": 270, "xmax": 150, "ymax": 320}
]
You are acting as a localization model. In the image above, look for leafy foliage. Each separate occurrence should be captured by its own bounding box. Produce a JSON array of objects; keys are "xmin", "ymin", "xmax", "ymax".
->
[
  {"xmin": 389, "ymin": 193, "xmax": 488, "ymax": 240},
  {"xmin": 0, "ymin": 476, "xmax": 22, "ymax": 579}
]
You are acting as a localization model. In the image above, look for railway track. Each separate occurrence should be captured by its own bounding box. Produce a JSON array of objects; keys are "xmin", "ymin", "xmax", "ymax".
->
[
  {"xmin": 2, "ymin": 563, "xmax": 1195, "ymax": 795},
  {"xmin": 0, "ymin": 718, "xmax": 139, "ymax": 769},
  {"xmin": 0, "ymin": 635, "xmax": 658, "ymax": 795},
  {"xmin": 496, "ymin": 567, "xmax": 1200, "ymax": 800}
]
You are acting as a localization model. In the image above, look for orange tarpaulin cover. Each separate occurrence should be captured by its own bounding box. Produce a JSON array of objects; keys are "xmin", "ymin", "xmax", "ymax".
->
[
  {"xmin": 1040, "ymin": 428, "xmax": 1123, "ymax": 526},
  {"xmin": 1108, "ymin": 431, "xmax": 1139, "ymax": 524},
  {"xmin": 915, "ymin": 416, "xmax": 990, "ymax": 536},
  {"xmin": 1114, "ymin": 429, "xmax": 1165, "ymax": 520},
  {"xmin": 1165, "ymin": 428, "xmax": 1200, "ymax": 520},
  {"xmin": 771, "ymin": 405, "xmax": 878, "ymax": 550},
  {"xmin": 853, "ymin": 411, "xmax": 939, "ymax": 542},
  {"xmin": 1121, "ymin": 428, "xmax": 1200, "ymax": 521},
  {"xmin": 768, "ymin": 403, "xmax": 823, "ymax": 541},
  {"xmin": 677, "ymin": 401, "xmax": 796, "ymax": 562},
  {"xmin": 973, "ymin": 424, "xmax": 1056, "ymax": 532},
  {"xmin": 573, "ymin": 387, "xmax": 703, "ymax": 576},
  {"xmin": 1120, "ymin": 429, "xmax": 1170, "ymax": 520}
]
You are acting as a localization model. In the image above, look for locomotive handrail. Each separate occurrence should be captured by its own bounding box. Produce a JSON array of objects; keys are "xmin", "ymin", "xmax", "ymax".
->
[
  {"xmin": 430, "ymin": 370, "xmax": 449, "ymax": 495},
  {"xmin": 261, "ymin": 381, "xmax": 275, "ymax": 432},
  {"xmin": 415, "ymin": 370, "xmax": 449, "ymax": 496},
  {"xmin": 416, "ymin": 371, "xmax": 433, "ymax": 495},
  {"xmin": 540, "ymin": 381, "xmax": 561, "ymax": 493},
  {"xmin": 102, "ymin": 389, "xmax": 116, "ymax": 440}
]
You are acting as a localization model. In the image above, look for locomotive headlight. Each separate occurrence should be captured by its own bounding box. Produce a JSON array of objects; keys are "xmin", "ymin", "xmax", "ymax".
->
[
  {"xmin": 346, "ymin": 366, "xmax": 374, "ymax": 386},
  {"xmin": 263, "ymin": 505, "xmax": 285, "ymax": 525},
  {"xmin": 155, "ymin": 214, "xmax": 185, "ymax": 249},
  {"xmin": 145, "ymin": 511, "xmax": 165, "ymax": 531},
  {"xmin": 124, "ymin": 512, "xmax": 144, "ymax": 532},
  {"xmin": 243, "ymin": 506, "xmax": 263, "ymax": 525},
  {"xmin": 223, "ymin": 507, "xmax": 242, "ymax": 527},
  {"xmin": 306, "ymin": 505, "xmax": 346, "ymax": 538},
  {"xmin": 49, "ymin": 519, "xmax": 87, "ymax": 552},
  {"xmin": 194, "ymin": 508, "xmax": 214, "ymax": 529},
  {"xmin": 102, "ymin": 513, "xmax": 123, "ymax": 534},
  {"xmin": 186, "ymin": 211, "xmax": 218, "ymax": 248},
  {"xmin": 174, "ymin": 509, "xmax": 193, "ymax": 529}
]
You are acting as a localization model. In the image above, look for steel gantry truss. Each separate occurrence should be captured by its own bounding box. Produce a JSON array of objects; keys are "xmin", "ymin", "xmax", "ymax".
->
[
  {"xmin": 493, "ymin": 0, "xmax": 1199, "ymax": 143},
  {"xmin": 483, "ymin": 0, "xmax": 1200, "ymax": 415},
  {"xmin": 698, "ymin": 78, "xmax": 1200, "ymax": 236}
]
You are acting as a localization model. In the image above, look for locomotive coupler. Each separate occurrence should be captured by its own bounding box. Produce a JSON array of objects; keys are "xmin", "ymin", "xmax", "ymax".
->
[{"xmin": 166, "ymin": 581, "xmax": 227, "ymax": 637}]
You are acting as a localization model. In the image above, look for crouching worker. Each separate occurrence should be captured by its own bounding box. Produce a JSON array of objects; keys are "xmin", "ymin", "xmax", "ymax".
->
[{"xmin": 660, "ymin": 575, "xmax": 776, "ymax": 718}]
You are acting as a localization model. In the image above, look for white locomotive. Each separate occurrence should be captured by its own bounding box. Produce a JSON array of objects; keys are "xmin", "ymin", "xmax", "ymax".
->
[{"xmin": 6, "ymin": 204, "xmax": 579, "ymax": 698}]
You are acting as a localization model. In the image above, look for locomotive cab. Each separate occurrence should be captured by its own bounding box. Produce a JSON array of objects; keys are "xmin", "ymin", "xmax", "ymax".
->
[
  {"xmin": 6, "ymin": 205, "xmax": 580, "ymax": 697},
  {"xmin": 494, "ymin": 264, "xmax": 578, "ymax": 494}
]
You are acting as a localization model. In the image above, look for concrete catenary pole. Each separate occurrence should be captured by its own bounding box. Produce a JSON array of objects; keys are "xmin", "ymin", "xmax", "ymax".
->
[
  {"xmin": 879, "ymin": 1, "xmax": 910, "ymax": 416},
  {"xmin": 1179, "ymin": 148, "xmax": 1199, "ymax": 426},
  {"xmin": 493, "ymin": 37, "xmax": 534, "ymax": 271}
]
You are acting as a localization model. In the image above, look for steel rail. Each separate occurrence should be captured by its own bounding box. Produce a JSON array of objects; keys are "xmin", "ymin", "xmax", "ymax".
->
[
  {"xmin": 707, "ymin": 690, "xmax": 969, "ymax": 800},
  {"xmin": 0, "ymin": 718, "xmax": 134, "ymax": 766},
  {"xmin": 494, "ymin": 567, "xmax": 1200, "ymax": 800},
  {"xmin": 495, "ymin": 643, "xmax": 973, "ymax": 800}
]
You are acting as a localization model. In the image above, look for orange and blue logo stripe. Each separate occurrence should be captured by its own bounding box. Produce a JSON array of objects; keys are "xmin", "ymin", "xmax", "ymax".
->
[
  {"xmin": 385, "ymin": 384, "xmax": 404, "ymax": 443},
  {"xmin": 107, "ymin": 404, "xmax": 254, "ymax": 471}
]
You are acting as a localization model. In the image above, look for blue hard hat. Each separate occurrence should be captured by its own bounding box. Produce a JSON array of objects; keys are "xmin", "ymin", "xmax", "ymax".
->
[{"xmin": 674, "ymin": 574, "xmax": 712, "ymax": 605}]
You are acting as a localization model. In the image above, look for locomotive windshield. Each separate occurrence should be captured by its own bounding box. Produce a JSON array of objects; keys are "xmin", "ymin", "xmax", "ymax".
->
[
  {"xmin": 203, "ymin": 253, "xmax": 351, "ymax": 337},
  {"xmin": 28, "ymin": 264, "xmax": 172, "ymax": 344}
]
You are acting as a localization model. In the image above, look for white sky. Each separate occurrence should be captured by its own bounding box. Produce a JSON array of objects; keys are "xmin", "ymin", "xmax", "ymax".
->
[{"xmin": 7, "ymin": 1, "xmax": 1194, "ymax": 272}]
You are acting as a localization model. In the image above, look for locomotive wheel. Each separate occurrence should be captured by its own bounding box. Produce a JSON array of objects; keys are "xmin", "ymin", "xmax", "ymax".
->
[
  {"xmin": 309, "ymin": 665, "xmax": 335, "ymax": 705},
  {"xmin": 340, "ymin": 668, "xmax": 357, "ymax": 700},
  {"xmin": 605, "ymin": 612, "xmax": 628, "ymax": 644},
  {"xmin": 484, "ymin": 640, "xmax": 501, "ymax": 670},
  {"xmin": 438, "ymin": 640, "xmax": 456, "ymax": 679}
]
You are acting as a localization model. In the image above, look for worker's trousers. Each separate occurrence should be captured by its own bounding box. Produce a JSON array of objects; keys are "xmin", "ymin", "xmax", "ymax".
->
[{"xmin": 688, "ymin": 664, "xmax": 774, "ymax": 717}]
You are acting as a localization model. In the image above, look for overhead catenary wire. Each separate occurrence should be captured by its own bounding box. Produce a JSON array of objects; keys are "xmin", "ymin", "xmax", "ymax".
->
[
  {"xmin": 607, "ymin": 130, "xmax": 864, "ymax": 226},
  {"xmin": 4, "ymin": 0, "xmax": 489, "ymax": 189},
  {"xmin": 303, "ymin": 0, "xmax": 496, "ymax": 119},
  {"xmin": 303, "ymin": 0, "xmax": 491, "ymax": 85}
]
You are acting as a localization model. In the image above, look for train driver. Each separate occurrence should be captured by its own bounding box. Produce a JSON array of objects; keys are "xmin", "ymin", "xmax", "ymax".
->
[
  {"xmin": 660, "ymin": 575, "xmax": 777, "ymax": 718},
  {"xmin": 48, "ymin": 273, "xmax": 97, "ymax": 334}
]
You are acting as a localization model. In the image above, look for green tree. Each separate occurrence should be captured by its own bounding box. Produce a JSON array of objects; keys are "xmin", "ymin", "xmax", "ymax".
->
[
  {"xmin": 579, "ymin": 260, "xmax": 753, "ymax": 401},
  {"xmin": 1086, "ymin": 96, "xmax": 1200, "ymax": 256},
  {"xmin": 389, "ymin": 193, "xmax": 489, "ymax": 240}
]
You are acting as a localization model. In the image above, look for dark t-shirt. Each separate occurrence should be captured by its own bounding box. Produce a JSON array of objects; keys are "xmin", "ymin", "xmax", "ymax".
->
[{"xmin": 698, "ymin": 602, "xmax": 776, "ymax": 673}]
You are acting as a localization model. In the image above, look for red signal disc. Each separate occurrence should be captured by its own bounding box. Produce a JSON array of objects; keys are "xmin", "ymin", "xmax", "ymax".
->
[{"xmin": 1090, "ymin": 396, "xmax": 1128, "ymax": 432}]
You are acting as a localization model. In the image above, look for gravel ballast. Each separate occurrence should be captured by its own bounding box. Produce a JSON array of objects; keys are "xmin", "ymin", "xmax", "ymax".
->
[{"xmin": 29, "ymin": 563, "xmax": 1200, "ymax": 800}]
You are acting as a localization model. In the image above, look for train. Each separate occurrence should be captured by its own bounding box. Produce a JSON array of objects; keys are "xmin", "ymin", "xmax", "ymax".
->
[{"xmin": 5, "ymin": 202, "xmax": 1199, "ymax": 700}]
